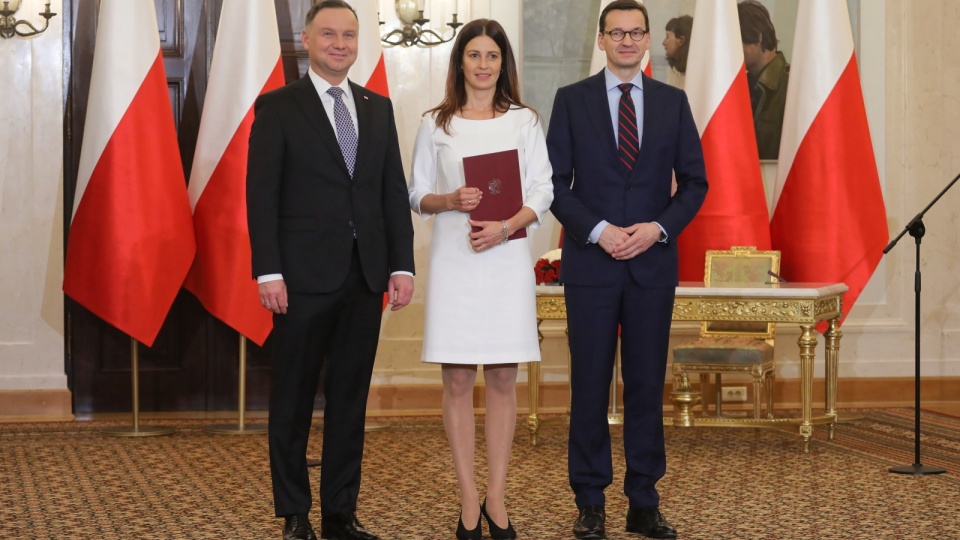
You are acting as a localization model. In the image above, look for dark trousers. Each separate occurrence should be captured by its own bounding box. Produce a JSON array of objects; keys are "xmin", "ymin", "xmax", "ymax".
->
[
  {"xmin": 269, "ymin": 248, "xmax": 382, "ymax": 517},
  {"xmin": 565, "ymin": 276, "xmax": 675, "ymax": 510}
]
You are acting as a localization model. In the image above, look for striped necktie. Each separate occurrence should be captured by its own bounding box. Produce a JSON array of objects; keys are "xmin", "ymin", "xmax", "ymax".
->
[
  {"xmin": 617, "ymin": 83, "xmax": 638, "ymax": 171},
  {"xmin": 327, "ymin": 86, "xmax": 357, "ymax": 178}
]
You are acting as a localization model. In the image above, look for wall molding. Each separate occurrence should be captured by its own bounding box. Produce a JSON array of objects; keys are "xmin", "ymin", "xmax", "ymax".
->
[
  {"xmin": 4, "ymin": 378, "xmax": 957, "ymax": 421},
  {"xmin": 0, "ymin": 389, "xmax": 73, "ymax": 423},
  {"xmin": 364, "ymin": 376, "xmax": 960, "ymax": 416}
]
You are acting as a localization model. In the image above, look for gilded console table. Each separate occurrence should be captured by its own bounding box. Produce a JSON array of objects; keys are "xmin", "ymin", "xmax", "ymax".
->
[{"xmin": 531, "ymin": 282, "xmax": 848, "ymax": 453}]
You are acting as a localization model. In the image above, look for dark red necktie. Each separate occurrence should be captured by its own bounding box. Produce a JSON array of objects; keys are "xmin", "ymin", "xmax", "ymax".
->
[{"xmin": 617, "ymin": 83, "xmax": 638, "ymax": 171}]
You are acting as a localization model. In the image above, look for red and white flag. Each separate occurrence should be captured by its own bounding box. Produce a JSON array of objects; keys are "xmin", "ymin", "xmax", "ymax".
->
[
  {"xmin": 771, "ymin": 0, "xmax": 886, "ymax": 326},
  {"xmin": 63, "ymin": 0, "xmax": 196, "ymax": 347},
  {"xmin": 347, "ymin": 0, "xmax": 390, "ymax": 96},
  {"xmin": 184, "ymin": 0, "xmax": 283, "ymax": 346},
  {"xmin": 677, "ymin": 0, "xmax": 771, "ymax": 280},
  {"xmin": 589, "ymin": 0, "xmax": 652, "ymax": 76}
]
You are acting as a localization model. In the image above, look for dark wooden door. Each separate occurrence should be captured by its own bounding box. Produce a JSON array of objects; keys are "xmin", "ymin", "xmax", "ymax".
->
[{"xmin": 64, "ymin": 0, "xmax": 313, "ymax": 414}]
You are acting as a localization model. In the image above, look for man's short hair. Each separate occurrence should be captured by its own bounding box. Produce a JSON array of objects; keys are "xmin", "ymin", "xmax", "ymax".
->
[
  {"xmin": 599, "ymin": 0, "xmax": 650, "ymax": 34},
  {"xmin": 306, "ymin": 0, "xmax": 358, "ymax": 26},
  {"xmin": 738, "ymin": 0, "xmax": 778, "ymax": 51}
]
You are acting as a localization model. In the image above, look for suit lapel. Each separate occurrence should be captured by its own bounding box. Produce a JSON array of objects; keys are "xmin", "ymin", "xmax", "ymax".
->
[
  {"xmin": 583, "ymin": 71, "xmax": 618, "ymax": 165},
  {"xmin": 350, "ymin": 81, "xmax": 373, "ymax": 182},
  {"xmin": 291, "ymin": 75, "xmax": 350, "ymax": 178},
  {"xmin": 635, "ymin": 73, "xmax": 657, "ymax": 176}
]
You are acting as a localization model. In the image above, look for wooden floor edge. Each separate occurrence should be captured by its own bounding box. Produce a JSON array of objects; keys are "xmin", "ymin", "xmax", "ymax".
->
[{"xmin": 0, "ymin": 389, "xmax": 73, "ymax": 423}]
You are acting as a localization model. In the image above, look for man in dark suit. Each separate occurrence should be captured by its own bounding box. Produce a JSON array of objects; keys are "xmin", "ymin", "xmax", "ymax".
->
[
  {"xmin": 246, "ymin": 2, "xmax": 414, "ymax": 539},
  {"xmin": 546, "ymin": 1, "xmax": 708, "ymax": 538}
]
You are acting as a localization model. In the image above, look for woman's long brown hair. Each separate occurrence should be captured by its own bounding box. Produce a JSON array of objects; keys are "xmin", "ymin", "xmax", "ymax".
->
[{"xmin": 427, "ymin": 19, "xmax": 531, "ymax": 134}]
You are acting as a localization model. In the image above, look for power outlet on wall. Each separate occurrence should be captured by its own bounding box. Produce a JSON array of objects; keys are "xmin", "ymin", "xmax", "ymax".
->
[{"xmin": 722, "ymin": 386, "xmax": 748, "ymax": 402}]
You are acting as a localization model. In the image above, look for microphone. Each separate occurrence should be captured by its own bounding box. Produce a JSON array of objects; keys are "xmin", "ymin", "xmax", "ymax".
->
[{"xmin": 766, "ymin": 270, "xmax": 787, "ymax": 284}]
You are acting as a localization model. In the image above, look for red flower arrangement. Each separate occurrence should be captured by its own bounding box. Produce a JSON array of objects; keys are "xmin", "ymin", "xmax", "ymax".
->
[{"xmin": 534, "ymin": 248, "xmax": 562, "ymax": 284}]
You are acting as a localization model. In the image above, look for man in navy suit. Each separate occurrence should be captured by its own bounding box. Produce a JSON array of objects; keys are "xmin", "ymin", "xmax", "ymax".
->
[
  {"xmin": 246, "ymin": 2, "xmax": 414, "ymax": 539},
  {"xmin": 546, "ymin": 1, "xmax": 708, "ymax": 538}
]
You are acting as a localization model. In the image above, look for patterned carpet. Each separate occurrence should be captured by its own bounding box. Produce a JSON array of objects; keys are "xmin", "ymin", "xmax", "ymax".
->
[{"xmin": 2, "ymin": 409, "xmax": 959, "ymax": 539}]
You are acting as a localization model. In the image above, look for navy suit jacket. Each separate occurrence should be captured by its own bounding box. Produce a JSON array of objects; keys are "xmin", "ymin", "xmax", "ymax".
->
[
  {"xmin": 246, "ymin": 75, "xmax": 414, "ymax": 294},
  {"xmin": 547, "ymin": 71, "xmax": 708, "ymax": 288}
]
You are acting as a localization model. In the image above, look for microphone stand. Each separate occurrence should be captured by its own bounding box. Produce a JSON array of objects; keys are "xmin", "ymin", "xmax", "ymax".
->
[{"xmin": 883, "ymin": 170, "xmax": 960, "ymax": 475}]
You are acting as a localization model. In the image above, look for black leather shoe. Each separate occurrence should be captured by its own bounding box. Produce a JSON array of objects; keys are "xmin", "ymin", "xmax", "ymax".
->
[
  {"xmin": 283, "ymin": 514, "xmax": 317, "ymax": 540},
  {"xmin": 320, "ymin": 512, "xmax": 379, "ymax": 540},
  {"xmin": 573, "ymin": 506, "xmax": 606, "ymax": 539},
  {"xmin": 625, "ymin": 507, "xmax": 677, "ymax": 539},
  {"xmin": 481, "ymin": 499, "xmax": 517, "ymax": 539},
  {"xmin": 456, "ymin": 508, "xmax": 482, "ymax": 540}
]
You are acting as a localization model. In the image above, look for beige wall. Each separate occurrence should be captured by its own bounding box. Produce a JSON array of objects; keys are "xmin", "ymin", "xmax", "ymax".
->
[
  {"xmin": 879, "ymin": 0, "xmax": 960, "ymax": 376},
  {"xmin": 1, "ymin": 1, "xmax": 958, "ymax": 411},
  {"xmin": 0, "ymin": 0, "xmax": 65, "ymax": 394}
]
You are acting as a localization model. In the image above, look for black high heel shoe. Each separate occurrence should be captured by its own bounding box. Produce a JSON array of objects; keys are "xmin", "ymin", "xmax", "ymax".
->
[
  {"xmin": 481, "ymin": 499, "xmax": 517, "ymax": 539},
  {"xmin": 456, "ymin": 508, "xmax": 482, "ymax": 540}
]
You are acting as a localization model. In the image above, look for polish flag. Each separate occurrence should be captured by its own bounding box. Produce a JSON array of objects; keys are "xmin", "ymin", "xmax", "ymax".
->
[
  {"xmin": 347, "ymin": 0, "xmax": 390, "ymax": 96},
  {"xmin": 677, "ymin": 0, "xmax": 770, "ymax": 280},
  {"xmin": 184, "ymin": 0, "xmax": 283, "ymax": 346},
  {"xmin": 589, "ymin": 0, "xmax": 653, "ymax": 76},
  {"xmin": 63, "ymin": 0, "xmax": 196, "ymax": 347},
  {"xmin": 771, "ymin": 0, "xmax": 886, "ymax": 326}
]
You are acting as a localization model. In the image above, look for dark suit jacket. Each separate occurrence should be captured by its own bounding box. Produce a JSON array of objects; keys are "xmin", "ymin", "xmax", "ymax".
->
[
  {"xmin": 547, "ymin": 71, "xmax": 708, "ymax": 287},
  {"xmin": 247, "ymin": 76, "xmax": 414, "ymax": 294}
]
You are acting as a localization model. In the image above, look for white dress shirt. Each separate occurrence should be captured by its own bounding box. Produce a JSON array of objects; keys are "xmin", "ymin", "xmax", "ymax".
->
[{"xmin": 587, "ymin": 67, "xmax": 666, "ymax": 245}]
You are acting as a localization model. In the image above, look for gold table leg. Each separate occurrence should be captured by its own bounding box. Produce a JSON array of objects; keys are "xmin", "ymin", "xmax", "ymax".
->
[
  {"xmin": 670, "ymin": 373, "xmax": 701, "ymax": 427},
  {"xmin": 823, "ymin": 316, "xmax": 844, "ymax": 439},
  {"xmin": 608, "ymin": 343, "xmax": 623, "ymax": 425},
  {"xmin": 798, "ymin": 324, "xmax": 817, "ymax": 453},
  {"xmin": 527, "ymin": 322, "xmax": 544, "ymax": 446},
  {"xmin": 527, "ymin": 361, "xmax": 541, "ymax": 446}
]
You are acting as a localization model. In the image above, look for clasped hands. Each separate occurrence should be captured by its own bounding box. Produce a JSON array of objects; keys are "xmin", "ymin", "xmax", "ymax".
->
[
  {"xmin": 467, "ymin": 218, "xmax": 510, "ymax": 253},
  {"xmin": 598, "ymin": 222, "xmax": 662, "ymax": 260}
]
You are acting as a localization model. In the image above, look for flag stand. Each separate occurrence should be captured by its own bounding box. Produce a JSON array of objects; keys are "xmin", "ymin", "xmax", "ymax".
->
[
  {"xmin": 102, "ymin": 338, "xmax": 177, "ymax": 437},
  {"xmin": 207, "ymin": 336, "xmax": 267, "ymax": 435},
  {"xmin": 884, "ymin": 170, "xmax": 959, "ymax": 476}
]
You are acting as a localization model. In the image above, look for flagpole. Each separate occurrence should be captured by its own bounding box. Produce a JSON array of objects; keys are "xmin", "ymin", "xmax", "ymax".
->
[
  {"xmin": 207, "ymin": 335, "xmax": 268, "ymax": 435},
  {"xmin": 102, "ymin": 338, "xmax": 177, "ymax": 437},
  {"xmin": 884, "ymin": 171, "xmax": 959, "ymax": 476}
]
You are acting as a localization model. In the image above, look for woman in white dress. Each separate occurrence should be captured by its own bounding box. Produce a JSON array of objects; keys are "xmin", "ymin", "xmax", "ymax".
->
[{"xmin": 408, "ymin": 18, "xmax": 553, "ymax": 540}]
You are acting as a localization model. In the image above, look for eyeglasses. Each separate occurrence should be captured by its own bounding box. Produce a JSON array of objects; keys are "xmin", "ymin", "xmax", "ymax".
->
[{"xmin": 602, "ymin": 28, "xmax": 648, "ymax": 42}]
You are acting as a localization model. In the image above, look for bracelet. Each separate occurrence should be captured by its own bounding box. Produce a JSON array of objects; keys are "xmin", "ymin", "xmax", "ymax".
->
[{"xmin": 500, "ymin": 220, "xmax": 509, "ymax": 245}]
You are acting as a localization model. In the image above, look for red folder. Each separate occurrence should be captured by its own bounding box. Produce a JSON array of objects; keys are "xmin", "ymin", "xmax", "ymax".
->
[{"xmin": 462, "ymin": 149, "xmax": 526, "ymax": 240}]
